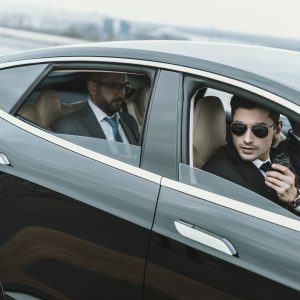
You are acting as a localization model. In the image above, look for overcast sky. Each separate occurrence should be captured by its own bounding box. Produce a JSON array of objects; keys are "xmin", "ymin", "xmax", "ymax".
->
[{"xmin": 3, "ymin": 0, "xmax": 300, "ymax": 39}]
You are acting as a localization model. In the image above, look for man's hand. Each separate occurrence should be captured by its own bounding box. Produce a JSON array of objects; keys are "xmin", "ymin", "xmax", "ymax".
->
[{"xmin": 264, "ymin": 163, "xmax": 298, "ymax": 204}]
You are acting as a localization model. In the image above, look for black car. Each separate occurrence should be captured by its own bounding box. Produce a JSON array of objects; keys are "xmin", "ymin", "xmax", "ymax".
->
[{"xmin": 0, "ymin": 41, "xmax": 300, "ymax": 300}]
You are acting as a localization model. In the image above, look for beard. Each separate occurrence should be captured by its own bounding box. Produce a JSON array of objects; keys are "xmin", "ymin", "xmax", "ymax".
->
[{"xmin": 95, "ymin": 95, "xmax": 124, "ymax": 116}]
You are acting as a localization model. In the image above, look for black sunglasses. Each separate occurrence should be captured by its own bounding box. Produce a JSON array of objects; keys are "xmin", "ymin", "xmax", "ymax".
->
[{"xmin": 231, "ymin": 121, "xmax": 278, "ymax": 138}]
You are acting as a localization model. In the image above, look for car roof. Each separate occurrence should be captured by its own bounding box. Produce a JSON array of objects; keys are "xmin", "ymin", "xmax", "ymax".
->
[{"xmin": 1, "ymin": 40, "xmax": 300, "ymax": 103}]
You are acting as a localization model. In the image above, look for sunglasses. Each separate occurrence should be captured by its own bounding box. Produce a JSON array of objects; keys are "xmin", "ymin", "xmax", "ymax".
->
[{"xmin": 231, "ymin": 121, "xmax": 278, "ymax": 138}]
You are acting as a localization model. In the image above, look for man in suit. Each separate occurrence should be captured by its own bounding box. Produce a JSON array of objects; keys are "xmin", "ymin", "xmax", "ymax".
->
[
  {"xmin": 54, "ymin": 72, "xmax": 139, "ymax": 145},
  {"xmin": 203, "ymin": 96, "xmax": 300, "ymax": 212}
]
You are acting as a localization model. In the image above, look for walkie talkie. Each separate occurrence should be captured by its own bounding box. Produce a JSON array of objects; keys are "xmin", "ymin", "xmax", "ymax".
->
[{"xmin": 272, "ymin": 152, "xmax": 291, "ymax": 169}]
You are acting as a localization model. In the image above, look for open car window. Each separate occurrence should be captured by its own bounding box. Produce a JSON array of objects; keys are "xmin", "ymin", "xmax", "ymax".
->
[{"xmin": 180, "ymin": 75, "xmax": 299, "ymax": 218}]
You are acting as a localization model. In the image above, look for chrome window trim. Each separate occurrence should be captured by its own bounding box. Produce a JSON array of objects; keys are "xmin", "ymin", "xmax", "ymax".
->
[
  {"xmin": 1, "ymin": 56, "xmax": 300, "ymax": 229},
  {"xmin": 162, "ymin": 177, "xmax": 300, "ymax": 232},
  {"xmin": 0, "ymin": 110, "xmax": 161, "ymax": 184},
  {"xmin": 0, "ymin": 56, "xmax": 300, "ymax": 114}
]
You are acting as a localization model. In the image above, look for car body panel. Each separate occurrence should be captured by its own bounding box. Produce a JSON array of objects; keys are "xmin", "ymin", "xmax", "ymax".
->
[
  {"xmin": 144, "ymin": 184, "xmax": 300, "ymax": 299},
  {"xmin": 0, "ymin": 117, "xmax": 160, "ymax": 299},
  {"xmin": 141, "ymin": 70, "xmax": 181, "ymax": 179}
]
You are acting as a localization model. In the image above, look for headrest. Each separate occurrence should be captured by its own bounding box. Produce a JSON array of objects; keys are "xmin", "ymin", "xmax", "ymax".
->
[
  {"xmin": 18, "ymin": 103, "xmax": 40, "ymax": 123},
  {"xmin": 193, "ymin": 96, "xmax": 226, "ymax": 168},
  {"xmin": 35, "ymin": 90, "xmax": 62, "ymax": 128}
]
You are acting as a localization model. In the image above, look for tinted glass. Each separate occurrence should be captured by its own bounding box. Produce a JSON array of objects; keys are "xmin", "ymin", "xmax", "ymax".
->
[
  {"xmin": 15, "ymin": 68, "xmax": 152, "ymax": 167},
  {"xmin": 0, "ymin": 64, "xmax": 48, "ymax": 112}
]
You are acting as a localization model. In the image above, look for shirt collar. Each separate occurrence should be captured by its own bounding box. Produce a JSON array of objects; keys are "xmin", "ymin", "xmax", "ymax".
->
[
  {"xmin": 252, "ymin": 157, "xmax": 271, "ymax": 169},
  {"xmin": 88, "ymin": 98, "xmax": 120, "ymax": 122}
]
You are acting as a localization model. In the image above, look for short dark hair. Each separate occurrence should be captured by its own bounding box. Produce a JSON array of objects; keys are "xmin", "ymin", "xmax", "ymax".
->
[{"xmin": 230, "ymin": 95, "xmax": 280, "ymax": 122}]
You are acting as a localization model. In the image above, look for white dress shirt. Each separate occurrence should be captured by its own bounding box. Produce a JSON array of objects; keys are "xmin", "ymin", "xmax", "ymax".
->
[
  {"xmin": 252, "ymin": 158, "xmax": 271, "ymax": 177},
  {"xmin": 88, "ymin": 98, "xmax": 129, "ymax": 143}
]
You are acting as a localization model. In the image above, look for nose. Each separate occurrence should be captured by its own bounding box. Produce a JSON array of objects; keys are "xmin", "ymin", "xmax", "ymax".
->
[{"xmin": 243, "ymin": 126, "xmax": 254, "ymax": 144}]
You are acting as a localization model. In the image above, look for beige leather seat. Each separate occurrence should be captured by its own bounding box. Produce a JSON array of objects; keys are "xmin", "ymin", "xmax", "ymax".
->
[
  {"xmin": 193, "ymin": 96, "xmax": 226, "ymax": 168},
  {"xmin": 35, "ymin": 90, "xmax": 62, "ymax": 129},
  {"xmin": 18, "ymin": 90, "xmax": 86, "ymax": 129},
  {"xmin": 17, "ymin": 103, "xmax": 40, "ymax": 124},
  {"xmin": 126, "ymin": 86, "xmax": 150, "ymax": 130}
]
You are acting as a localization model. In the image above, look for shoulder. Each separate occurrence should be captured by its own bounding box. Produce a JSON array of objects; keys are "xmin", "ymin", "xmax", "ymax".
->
[
  {"xmin": 202, "ymin": 145, "xmax": 228, "ymax": 170},
  {"xmin": 202, "ymin": 143, "xmax": 238, "ymax": 177},
  {"xmin": 119, "ymin": 112, "xmax": 138, "ymax": 129},
  {"xmin": 54, "ymin": 104, "xmax": 89, "ymax": 132}
]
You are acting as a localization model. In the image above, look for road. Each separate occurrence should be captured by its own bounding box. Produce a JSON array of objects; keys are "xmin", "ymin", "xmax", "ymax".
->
[
  {"xmin": 0, "ymin": 27, "xmax": 87, "ymax": 55},
  {"xmin": 0, "ymin": 35, "xmax": 51, "ymax": 54}
]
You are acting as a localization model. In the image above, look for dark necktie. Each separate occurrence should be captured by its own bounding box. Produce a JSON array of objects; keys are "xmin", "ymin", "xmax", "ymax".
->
[
  {"xmin": 260, "ymin": 161, "xmax": 273, "ymax": 173},
  {"xmin": 104, "ymin": 115, "xmax": 123, "ymax": 143}
]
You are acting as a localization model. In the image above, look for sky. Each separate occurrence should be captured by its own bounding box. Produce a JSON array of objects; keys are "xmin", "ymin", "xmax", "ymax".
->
[{"xmin": 3, "ymin": 0, "xmax": 300, "ymax": 39}]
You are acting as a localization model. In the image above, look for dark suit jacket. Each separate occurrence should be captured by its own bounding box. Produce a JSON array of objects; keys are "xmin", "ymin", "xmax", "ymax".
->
[
  {"xmin": 53, "ymin": 103, "xmax": 139, "ymax": 145},
  {"xmin": 276, "ymin": 130, "xmax": 300, "ymax": 183},
  {"xmin": 202, "ymin": 142, "xmax": 285, "ymax": 207}
]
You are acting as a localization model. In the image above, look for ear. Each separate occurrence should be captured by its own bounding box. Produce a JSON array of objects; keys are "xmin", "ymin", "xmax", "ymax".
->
[
  {"xmin": 87, "ymin": 81, "xmax": 97, "ymax": 98},
  {"xmin": 276, "ymin": 121, "xmax": 283, "ymax": 134}
]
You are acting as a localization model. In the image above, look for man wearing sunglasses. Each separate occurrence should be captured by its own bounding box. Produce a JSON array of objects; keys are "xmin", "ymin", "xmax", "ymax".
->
[
  {"xmin": 203, "ymin": 96, "xmax": 300, "ymax": 212},
  {"xmin": 54, "ymin": 72, "xmax": 139, "ymax": 145}
]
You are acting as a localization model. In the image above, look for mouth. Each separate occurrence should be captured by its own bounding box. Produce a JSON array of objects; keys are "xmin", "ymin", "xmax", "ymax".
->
[{"xmin": 240, "ymin": 146, "xmax": 256, "ymax": 154}]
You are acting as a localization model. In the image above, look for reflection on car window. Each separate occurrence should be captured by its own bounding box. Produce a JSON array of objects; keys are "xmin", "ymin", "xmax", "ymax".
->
[
  {"xmin": 15, "ymin": 68, "xmax": 152, "ymax": 166},
  {"xmin": 0, "ymin": 64, "xmax": 48, "ymax": 113},
  {"xmin": 56, "ymin": 133, "xmax": 141, "ymax": 166}
]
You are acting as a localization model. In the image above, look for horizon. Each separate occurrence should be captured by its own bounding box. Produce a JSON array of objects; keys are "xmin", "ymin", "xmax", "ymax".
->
[{"xmin": 1, "ymin": 0, "xmax": 300, "ymax": 40}]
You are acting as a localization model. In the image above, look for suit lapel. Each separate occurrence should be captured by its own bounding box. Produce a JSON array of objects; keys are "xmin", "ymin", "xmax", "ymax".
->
[
  {"xmin": 225, "ymin": 143, "xmax": 279, "ymax": 202},
  {"xmin": 79, "ymin": 104, "xmax": 105, "ymax": 139}
]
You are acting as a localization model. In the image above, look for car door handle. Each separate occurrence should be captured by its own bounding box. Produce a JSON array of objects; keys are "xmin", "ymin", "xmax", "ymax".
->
[
  {"xmin": 174, "ymin": 220, "xmax": 238, "ymax": 256},
  {"xmin": 0, "ymin": 153, "xmax": 11, "ymax": 166}
]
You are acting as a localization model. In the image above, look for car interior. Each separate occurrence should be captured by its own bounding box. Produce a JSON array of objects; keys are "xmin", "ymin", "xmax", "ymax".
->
[
  {"xmin": 189, "ymin": 87, "xmax": 291, "ymax": 169},
  {"xmin": 16, "ymin": 70, "xmax": 151, "ymax": 133}
]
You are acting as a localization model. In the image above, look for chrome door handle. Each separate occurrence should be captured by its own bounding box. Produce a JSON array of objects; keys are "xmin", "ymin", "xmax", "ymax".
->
[
  {"xmin": 175, "ymin": 220, "xmax": 238, "ymax": 256},
  {"xmin": 0, "ymin": 153, "xmax": 11, "ymax": 166}
]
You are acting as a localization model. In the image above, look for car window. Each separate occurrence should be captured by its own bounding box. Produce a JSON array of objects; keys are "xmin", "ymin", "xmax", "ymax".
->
[
  {"xmin": 180, "ymin": 76, "xmax": 300, "ymax": 218},
  {"xmin": 14, "ymin": 67, "xmax": 153, "ymax": 167},
  {"xmin": 0, "ymin": 64, "xmax": 48, "ymax": 113}
]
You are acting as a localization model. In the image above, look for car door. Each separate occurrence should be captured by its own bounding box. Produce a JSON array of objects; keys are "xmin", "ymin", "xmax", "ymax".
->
[
  {"xmin": 143, "ymin": 70, "xmax": 300, "ymax": 299},
  {"xmin": 0, "ymin": 61, "xmax": 161, "ymax": 300}
]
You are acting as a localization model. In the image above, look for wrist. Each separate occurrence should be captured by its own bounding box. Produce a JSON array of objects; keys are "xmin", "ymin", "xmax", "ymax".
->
[{"xmin": 288, "ymin": 188, "xmax": 300, "ymax": 209}]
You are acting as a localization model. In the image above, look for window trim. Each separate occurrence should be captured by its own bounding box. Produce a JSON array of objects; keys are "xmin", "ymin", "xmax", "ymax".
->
[
  {"xmin": 162, "ymin": 177, "xmax": 300, "ymax": 232},
  {"xmin": 1, "ymin": 57, "xmax": 300, "ymax": 230},
  {"xmin": 1, "ymin": 57, "xmax": 299, "ymax": 114}
]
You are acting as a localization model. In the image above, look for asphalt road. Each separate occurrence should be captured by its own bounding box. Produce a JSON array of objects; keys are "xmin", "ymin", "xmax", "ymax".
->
[
  {"xmin": 0, "ymin": 35, "xmax": 51, "ymax": 55},
  {"xmin": 0, "ymin": 27, "xmax": 86, "ymax": 56}
]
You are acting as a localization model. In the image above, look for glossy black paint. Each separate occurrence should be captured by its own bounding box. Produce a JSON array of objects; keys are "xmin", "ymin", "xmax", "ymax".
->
[
  {"xmin": 144, "ymin": 233, "xmax": 300, "ymax": 300},
  {"xmin": 0, "ymin": 173, "xmax": 150, "ymax": 299}
]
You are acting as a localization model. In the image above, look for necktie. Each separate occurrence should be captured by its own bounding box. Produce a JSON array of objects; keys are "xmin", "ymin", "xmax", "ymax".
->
[
  {"xmin": 104, "ymin": 115, "xmax": 123, "ymax": 143},
  {"xmin": 260, "ymin": 161, "xmax": 273, "ymax": 173}
]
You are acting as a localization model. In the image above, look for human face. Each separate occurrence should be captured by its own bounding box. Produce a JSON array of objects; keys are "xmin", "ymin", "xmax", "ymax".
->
[
  {"xmin": 88, "ymin": 73, "xmax": 128, "ymax": 116},
  {"xmin": 232, "ymin": 107, "xmax": 280, "ymax": 161}
]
